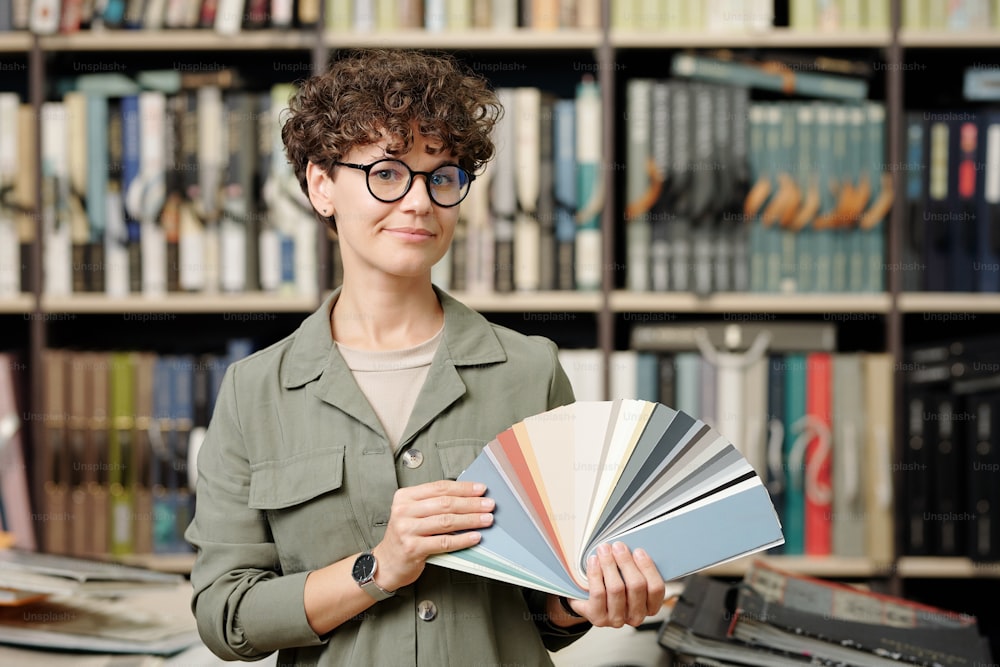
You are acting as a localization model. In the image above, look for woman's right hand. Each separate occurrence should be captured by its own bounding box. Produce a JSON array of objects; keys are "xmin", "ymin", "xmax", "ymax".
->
[{"xmin": 372, "ymin": 480, "xmax": 494, "ymax": 591}]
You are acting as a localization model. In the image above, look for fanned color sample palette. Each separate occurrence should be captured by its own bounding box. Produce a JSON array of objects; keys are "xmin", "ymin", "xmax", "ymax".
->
[{"xmin": 428, "ymin": 400, "xmax": 785, "ymax": 599}]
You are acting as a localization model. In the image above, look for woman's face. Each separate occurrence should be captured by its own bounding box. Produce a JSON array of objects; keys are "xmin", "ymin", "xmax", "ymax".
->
[{"xmin": 307, "ymin": 130, "xmax": 461, "ymax": 284}]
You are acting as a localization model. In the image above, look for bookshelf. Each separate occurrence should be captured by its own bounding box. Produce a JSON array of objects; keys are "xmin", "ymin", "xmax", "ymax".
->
[{"xmin": 1, "ymin": 1, "xmax": 997, "ymax": 635}]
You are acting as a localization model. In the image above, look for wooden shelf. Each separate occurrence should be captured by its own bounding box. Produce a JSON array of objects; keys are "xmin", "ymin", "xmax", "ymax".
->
[
  {"xmin": 324, "ymin": 28, "xmax": 602, "ymax": 50},
  {"xmin": 445, "ymin": 291, "xmax": 603, "ymax": 312},
  {"xmin": 0, "ymin": 33, "xmax": 32, "ymax": 53},
  {"xmin": 41, "ymin": 292, "xmax": 318, "ymax": 314},
  {"xmin": 899, "ymin": 29, "xmax": 1000, "ymax": 47},
  {"xmin": 610, "ymin": 291, "xmax": 892, "ymax": 314},
  {"xmin": 897, "ymin": 557, "xmax": 1000, "ymax": 579},
  {"xmin": 0, "ymin": 294, "xmax": 34, "ymax": 314},
  {"xmin": 39, "ymin": 29, "xmax": 316, "ymax": 51},
  {"xmin": 612, "ymin": 28, "xmax": 890, "ymax": 49},
  {"xmin": 703, "ymin": 554, "xmax": 891, "ymax": 579},
  {"xmin": 898, "ymin": 292, "xmax": 1000, "ymax": 313}
]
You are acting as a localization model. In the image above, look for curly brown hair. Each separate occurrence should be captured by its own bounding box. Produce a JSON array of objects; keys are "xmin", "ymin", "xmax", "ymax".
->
[{"xmin": 282, "ymin": 48, "xmax": 503, "ymax": 228}]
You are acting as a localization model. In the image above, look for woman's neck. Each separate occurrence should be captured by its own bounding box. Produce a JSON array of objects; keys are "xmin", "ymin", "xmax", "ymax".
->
[{"xmin": 331, "ymin": 278, "xmax": 444, "ymax": 351}]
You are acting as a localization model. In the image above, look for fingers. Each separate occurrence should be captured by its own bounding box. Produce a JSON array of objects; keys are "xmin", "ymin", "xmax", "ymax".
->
[
  {"xmin": 401, "ymin": 480, "xmax": 488, "ymax": 502},
  {"xmin": 586, "ymin": 542, "xmax": 667, "ymax": 628},
  {"xmin": 633, "ymin": 547, "xmax": 667, "ymax": 616}
]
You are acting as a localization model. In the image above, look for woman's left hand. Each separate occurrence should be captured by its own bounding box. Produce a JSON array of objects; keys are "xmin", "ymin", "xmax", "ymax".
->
[{"xmin": 564, "ymin": 542, "xmax": 665, "ymax": 628}]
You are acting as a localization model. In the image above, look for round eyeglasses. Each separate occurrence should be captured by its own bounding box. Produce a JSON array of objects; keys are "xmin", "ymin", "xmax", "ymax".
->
[{"xmin": 333, "ymin": 159, "xmax": 475, "ymax": 208}]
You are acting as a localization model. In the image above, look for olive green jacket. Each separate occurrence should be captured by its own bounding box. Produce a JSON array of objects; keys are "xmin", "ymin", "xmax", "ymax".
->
[{"xmin": 186, "ymin": 287, "xmax": 587, "ymax": 666}]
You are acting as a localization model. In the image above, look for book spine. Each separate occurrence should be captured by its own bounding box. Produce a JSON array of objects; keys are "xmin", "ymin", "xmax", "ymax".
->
[
  {"xmin": 924, "ymin": 117, "xmax": 951, "ymax": 291},
  {"xmin": 138, "ymin": 91, "xmax": 168, "ymax": 297},
  {"xmin": 42, "ymin": 101, "xmax": 72, "ymax": 297},
  {"xmin": 904, "ymin": 112, "xmax": 926, "ymax": 291},
  {"xmin": 574, "ymin": 77, "xmax": 602, "ymax": 291},
  {"xmin": 553, "ymin": 98, "xmax": 576, "ymax": 291},
  {"xmin": 950, "ymin": 117, "xmax": 979, "ymax": 292},
  {"xmin": 109, "ymin": 352, "xmax": 134, "ymax": 557},
  {"xmin": 831, "ymin": 354, "xmax": 865, "ymax": 557},
  {"xmin": 689, "ymin": 83, "xmax": 715, "ymax": 296},
  {"xmin": 863, "ymin": 353, "xmax": 894, "ymax": 564},
  {"xmin": 83, "ymin": 94, "xmax": 108, "ymax": 293},
  {"xmin": 121, "ymin": 96, "xmax": 143, "ymax": 294},
  {"xmin": 513, "ymin": 87, "xmax": 541, "ymax": 292},
  {"xmin": 931, "ymin": 391, "xmax": 965, "ymax": 556},
  {"xmin": 220, "ymin": 92, "xmax": 250, "ymax": 293},
  {"xmin": 492, "ymin": 88, "xmax": 516, "ymax": 293},
  {"xmin": 64, "ymin": 92, "xmax": 90, "ymax": 295},
  {"xmin": 491, "ymin": 0, "xmax": 516, "ymax": 28},
  {"xmin": 668, "ymin": 82, "xmax": 692, "ymax": 292},
  {"xmin": 804, "ymin": 352, "xmax": 833, "ymax": 556},
  {"xmin": 861, "ymin": 103, "xmax": 887, "ymax": 293},
  {"xmin": 151, "ymin": 357, "xmax": 175, "ymax": 553},
  {"xmin": 765, "ymin": 354, "xmax": 786, "ymax": 554},
  {"xmin": 783, "ymin": 353, "xmax": 807, "ymax": 555},
  {"xmin": 198, "ymin": 85, "xmax": 224, "ymax": 294},
  {"xmin": 977, "ymin": 113, "xmax": 1000, "ymax": 292},
  {"xmin": 214, "ymin": 0, "xmax": 244, "ymax": 33},
  {"xmin": 15, "ymin": 105, "xmax": 36, "ymax": 295},
  {"xmin": 131, "ymin": 351, "xmax": 155, "ymax": 555},
  {"xmin": 625, "ymin": 78, "xmax": 653, "ymax": 292},
  {"xmin": 967, "ymin": 391, "xmax": 1000, "ymax": 560},
  {"xmin": 0, "ymin": 94, "xmax": 19, "ymax": 297},
  {"xmin": 649, "ymin": 81, "xmax": 671, "ymax": 291},
  {"xmin": 537, "ymin": 93, "xmax": 557, "ymax": 291}
]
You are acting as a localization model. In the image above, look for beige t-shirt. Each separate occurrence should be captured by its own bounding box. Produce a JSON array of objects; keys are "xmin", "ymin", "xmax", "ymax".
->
[{"xmin": 335, "ymin": 327, "xmax": 444, "ymax": 451}]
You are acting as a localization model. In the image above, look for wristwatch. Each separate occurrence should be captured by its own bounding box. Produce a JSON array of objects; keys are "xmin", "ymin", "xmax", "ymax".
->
[{"xmin": 351, "ymin": 552, "xmax": 395, "ymax": 601}]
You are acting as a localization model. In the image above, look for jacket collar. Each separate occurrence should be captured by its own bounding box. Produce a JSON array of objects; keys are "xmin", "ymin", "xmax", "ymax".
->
[{"xmin": 282, "ymin": 286, "xmax": 506, "ymax": 445}]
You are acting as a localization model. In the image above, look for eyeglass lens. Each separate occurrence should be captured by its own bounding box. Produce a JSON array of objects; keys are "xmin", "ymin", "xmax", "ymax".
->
[{"xmin": 367, "ymin": 160, "xmax": 471, "ymax": 206}]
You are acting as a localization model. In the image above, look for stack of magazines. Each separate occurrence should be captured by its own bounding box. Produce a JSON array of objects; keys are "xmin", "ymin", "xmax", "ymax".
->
[
  {"xmin": 658, "ymin": 560, "xmax": 993, "ymax": 667},
  {"xmin": 0, "ymin": 549, "xmax": 199, "ymax": 656}
]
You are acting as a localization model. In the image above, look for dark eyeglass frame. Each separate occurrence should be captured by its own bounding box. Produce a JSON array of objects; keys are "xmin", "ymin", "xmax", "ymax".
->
[{"xmin": 333, "ymin": 159, "xmax": 475, "ymax": 208}]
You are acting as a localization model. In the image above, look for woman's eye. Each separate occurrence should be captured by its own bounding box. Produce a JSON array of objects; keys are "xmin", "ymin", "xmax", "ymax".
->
[{"xmin": 374, "ymin": 169, "xmax": 402, "ymax": 182}]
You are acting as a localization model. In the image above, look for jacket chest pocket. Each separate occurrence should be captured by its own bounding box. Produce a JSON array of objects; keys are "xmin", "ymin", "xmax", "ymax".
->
[
  {"xmin": 248, "ymin": 446, "xmax": 363, "ymax": 571},
  {"xmin": 435, "ymin": 439, "xmax": 488, "ymax": 480}
]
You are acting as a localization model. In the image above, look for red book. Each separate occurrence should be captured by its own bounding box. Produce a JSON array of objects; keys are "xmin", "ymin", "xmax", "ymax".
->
[{"xmin": 804, "ymin": 352, "xmax": 832, "ymax": 556}]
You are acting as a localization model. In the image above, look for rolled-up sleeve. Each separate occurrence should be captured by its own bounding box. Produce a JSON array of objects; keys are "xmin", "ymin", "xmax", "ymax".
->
[
  {"xmin": 184, "ymin": 365, "xmax": 326, "ymax": 660},
  {"xmin": 546, "ymin": 340, "xmax": 576, "ymax": 409}
]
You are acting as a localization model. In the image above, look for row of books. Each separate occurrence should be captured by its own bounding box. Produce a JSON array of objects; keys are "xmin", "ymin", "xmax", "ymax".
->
[
  {"xmin": 9, "ymin": 0, "xmax": 603, "ymax": 34},
  {"xmin": 624, "ymin": 77, "xmax": 889, "ymax": 295},
  {"xmin": 622, "ymin": 322, "xmax": 895, "ymax": 562},
  {"xmin": 659, "ymin": 560, "xmax": 994, "ymax": 667},
  {"xmin": 789, "ymin": 0, "xmax": 891, "ymax": 31},
  {"xmin": 28, "ymin": 342, "xmax": 254, "ymax": 558},
  {"xmin": 902, "ymin": 0, "xmax": 1000, "ymax": 29},
  {"xmin": 327, "ymin": 0, "xmax": 603, "ymax": 32},
  {"xmin": 612, "ymin": 0, "xmax": 774, "ymax": 31},
  {"xmin": 748, "ymin": 100, "xmax": 889, "ymax": 295},
  {"xmin": 902, "ymin": 334, "xmax": 1000, "ymax": 561},
  {"xmin": 902, "ymin": 109, "xmax": 1000, "ymax": 293},
  {"xmin": 792, "ymin": 0, "xmax": 1000, "ymax": 32},
  {"xmin": 0, "ymin": 77, "xmax": 320, "ymax": 300},
  {"xmin": 1, "ymin": 73, "xmax": 607, "ymax": 298},
  {"xmin": 428, "ymin": 81, "xmax": 605, "ymax": 294}
]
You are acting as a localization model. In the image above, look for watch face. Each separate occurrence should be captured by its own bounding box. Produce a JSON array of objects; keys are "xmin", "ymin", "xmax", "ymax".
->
[{"xmin": 353, "ymin": 553, "xmax": 376, "ymax": 582}]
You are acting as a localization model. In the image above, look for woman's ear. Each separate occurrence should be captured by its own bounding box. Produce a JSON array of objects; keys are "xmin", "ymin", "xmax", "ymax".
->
[{"xmin": 306, "ymin": 161, "xmax": 334, "ymax": 217}]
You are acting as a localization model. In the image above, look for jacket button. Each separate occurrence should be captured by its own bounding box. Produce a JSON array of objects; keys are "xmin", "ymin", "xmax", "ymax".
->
[
  {"xmin": 417, "ymin": 600, "xmax": 437, "ymax": 621},
  {"xmin": 401, "ymin": 448, "xmax": 424, "ymax": 469}
]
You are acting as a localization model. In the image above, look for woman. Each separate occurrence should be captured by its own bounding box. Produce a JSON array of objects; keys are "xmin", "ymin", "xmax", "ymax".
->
[{"xmin": 186, "ymin": 48, "xmax": 665, "ymax": 666}]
